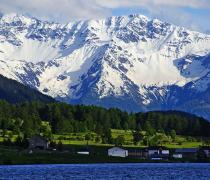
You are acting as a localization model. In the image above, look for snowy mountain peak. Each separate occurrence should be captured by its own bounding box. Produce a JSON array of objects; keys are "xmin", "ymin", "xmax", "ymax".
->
[
  {"xmin": 0, "ymin": 13, "xmax": 210, "ymax": 120},
  {"xmin": 0, "ymin": 13, "xmax": 35, "ymax": 25}
]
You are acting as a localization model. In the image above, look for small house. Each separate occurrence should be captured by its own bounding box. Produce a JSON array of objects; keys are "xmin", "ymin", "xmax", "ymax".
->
[
  {"xmin": 28, "ymin": 135, "xmax": 49, "ymax": 150},
  {"xmin": 174, "ymin": 148, "xmax": 198, "ymax": 159},
  {"xmin": 108, "ymin": 147, "xmax": 128, "ymax": 158},
  {"xmin": 148, "ymin": 146, "xmax": 170, "ymax": 160},
  {"xmin": 172, "ymin": 154, "xmax": 183, "ymax": 159}
]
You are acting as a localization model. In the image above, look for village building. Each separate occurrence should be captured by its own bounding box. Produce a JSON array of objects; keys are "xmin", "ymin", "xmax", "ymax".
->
[
  {"xmin": 199, "ymin": 146, "xmax": 210, "ymax": 158},
  {"xmin": 172, "ymin": 153, "xmax": 183, "ymax": 159},
  {"xmin": 77, "ymin": 147, "xmax": 90, "ymax": 155},
  {"xmin": 108, "ymin": 147, "xmax": 128, "ymax": 158},
  {"xmin": 148, "ymin": 146, "xmax": 170, "ymax": 160},
  {"xmin": 128, "ymin": 148, "xmax": 148, "ymax": 159},
  {"xmin": 77, "ymin": 150, "xmax": 90, "ymax": 155},
  {"xmin": 28, "ymin": 135, "xmax": 49, "ymax": 150},
  {"xmin": 77, "ymin": 151, "xmax": 90, "ymax": 155},
  {"xmin": 174, "ymin": 148, "xmax": 198, "ymax": 159}
]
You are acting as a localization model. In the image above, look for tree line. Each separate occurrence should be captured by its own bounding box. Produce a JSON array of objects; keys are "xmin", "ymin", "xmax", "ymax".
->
[{"xmin": 0, "ymin": 100, "xmax": 210, "ymax": 141}]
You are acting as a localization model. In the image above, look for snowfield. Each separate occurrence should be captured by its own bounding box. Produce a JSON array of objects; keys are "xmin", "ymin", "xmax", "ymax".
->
[{"xmin": 0, "ymin": 13, "xmax": 210, "ymax": 119}]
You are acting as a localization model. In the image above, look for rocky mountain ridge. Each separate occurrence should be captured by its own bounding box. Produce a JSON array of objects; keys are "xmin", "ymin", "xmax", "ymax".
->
[{"xmin": 0, "ymin": 13, "xmax": 210, "ymax": 119}]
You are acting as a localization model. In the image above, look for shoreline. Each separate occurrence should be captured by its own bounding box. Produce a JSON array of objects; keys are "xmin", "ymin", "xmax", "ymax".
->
[
  {"xmin": 1, "ymin": 153, "xmax": 210, "ymax": 165},
  {"xmin": 1, "ymin": 161, "xmax": 210, "ymax": 166}
]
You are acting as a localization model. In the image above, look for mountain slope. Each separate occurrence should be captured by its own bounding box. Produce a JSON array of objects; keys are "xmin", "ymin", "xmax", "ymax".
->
[
  {"xmin": 0, "ymin": 13, "xmax": 210, "ymax": 119},
  {"xmin": 0, "ymin": 74, "xmax": 54, "ymax": 103}
]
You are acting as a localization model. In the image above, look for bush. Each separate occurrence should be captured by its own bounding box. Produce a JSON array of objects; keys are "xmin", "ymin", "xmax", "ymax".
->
[
  {"xmin": 95, "ymin": 136, "xmax": 101, "ymax": 143},
  {"xmin": 114, "ymin": 135, "xmax": 125, "ymax": 146},
  {"xmin": 57, "ymin": 140, "xmax": 63, "ymax": 151}
]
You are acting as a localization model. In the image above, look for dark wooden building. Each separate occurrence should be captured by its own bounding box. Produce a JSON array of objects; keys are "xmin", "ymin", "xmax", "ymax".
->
[
  {"xmin": 198, "ymin": 146, "xmax": 210, "ymax": 158},
  {"xmin": 28, "ymin": 135, "xmax": 49, "ymax": 150},
  {"xmin": 128, "ymin": 148, "xmax": 148, "ymax": 159}
]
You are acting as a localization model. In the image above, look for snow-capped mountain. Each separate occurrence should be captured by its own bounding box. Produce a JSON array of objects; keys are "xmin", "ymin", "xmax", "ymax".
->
[{"xmin": 0, "ymin": 13, "xmax": 210, "ymax": 120}]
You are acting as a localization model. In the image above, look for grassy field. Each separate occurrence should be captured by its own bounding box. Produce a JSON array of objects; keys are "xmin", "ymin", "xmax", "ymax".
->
[
  {"xmin": 112, "ymin": 129, "xmax": 204, "ymax": 148},
  {"xmin": 52, "ymin": 132, "xmax": 110, "ymax": 146},
  {"xmin": 0, "ymin": 129, "xmax": 207, "ymax": 148},
  {"xmin": 165, "ymin": 142, "xmax": 202, "ymax": 148},
  {"xmin": 51, "ymin": 129, "xmax": 206, "ymax": 148}
]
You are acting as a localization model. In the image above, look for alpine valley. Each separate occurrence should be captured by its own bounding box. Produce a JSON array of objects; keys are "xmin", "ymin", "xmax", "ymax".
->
[{"xmin": 0, "ymin": 13, "xmax": 210, "ymax": 120}]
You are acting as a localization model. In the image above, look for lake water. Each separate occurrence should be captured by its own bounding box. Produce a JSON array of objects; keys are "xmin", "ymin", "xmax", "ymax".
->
[{"xmin": 0, "ymin": 163, "xmax": 210, "ymax": 180}]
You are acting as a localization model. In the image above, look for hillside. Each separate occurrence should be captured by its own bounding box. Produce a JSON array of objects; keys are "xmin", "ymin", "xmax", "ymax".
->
[
  {"xmin": 0, "ymin": 13, "xmax": 210, "ymax": 119},
  {"xmin": 0, "ymin": 74, "xmax": 54, "ymax": 103}
]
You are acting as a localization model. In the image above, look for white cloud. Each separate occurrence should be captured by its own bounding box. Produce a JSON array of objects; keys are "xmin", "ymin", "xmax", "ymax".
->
[
  {"xmin": 95, "ymin": 0, "xmax": 210, "ymax": 9},
  {"xmin": 0, "ymin": 0, "xmax": 110, "ymax": 22},
  {"xmin": 146, "ymin": 6, "xmax": 201, "ymax": 30}
]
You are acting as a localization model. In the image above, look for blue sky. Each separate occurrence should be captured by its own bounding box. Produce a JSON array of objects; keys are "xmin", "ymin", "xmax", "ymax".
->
[{"xmin": 0, "ymin": 0, "xmax": 210, "ymax": 33}]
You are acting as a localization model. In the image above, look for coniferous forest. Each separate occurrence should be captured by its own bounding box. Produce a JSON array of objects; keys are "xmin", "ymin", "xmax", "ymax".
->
[
  {"xmin": 0, "ymin": 74, "xmax": 54, "ymax": 103},
  {"xmin": 0, "ymin": 100, "xmax": 210, "ymax": 141}
]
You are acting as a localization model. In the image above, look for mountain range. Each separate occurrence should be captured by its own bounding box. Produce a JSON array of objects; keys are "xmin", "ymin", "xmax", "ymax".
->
[{"xmin": 0, "ymin": 13, "xmax": 210, "ymax": 120}]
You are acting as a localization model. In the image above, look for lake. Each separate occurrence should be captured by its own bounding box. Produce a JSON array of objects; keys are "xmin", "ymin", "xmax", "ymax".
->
[{"xmin": 0, "ymin": 163, "xmax": 210, "ymax": 180}]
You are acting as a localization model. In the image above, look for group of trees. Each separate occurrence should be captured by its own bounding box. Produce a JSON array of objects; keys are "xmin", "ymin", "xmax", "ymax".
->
[
  {"xmin": 131, "ymin": 129, "xmax": 177, "ymax": 146},
  {"xmin": 0, "ymin": 100, "xmax": 210, "ymax": 144}
]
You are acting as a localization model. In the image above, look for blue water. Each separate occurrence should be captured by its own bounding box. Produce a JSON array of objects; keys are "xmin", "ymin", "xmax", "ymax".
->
[{"xmin": 0, "ymin": 163, "xmax": 210, "ymax": 180}]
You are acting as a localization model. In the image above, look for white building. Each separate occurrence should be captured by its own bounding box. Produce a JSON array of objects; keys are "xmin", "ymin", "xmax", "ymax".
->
[
  {"xmin": 148, "ymin": 149, "xmax": 169, "ymax": 156},
  {"xmin": 148, "ymin": 147, "xmax": 170, "ymax": 159},
  {"xmin": 162, "ymin": 150, "xmax": 170, "ymax": 155},
  {"xmin": 77, "ymin": 151, "xmax": 90, "ymax": 155},
  {"xmin": 108, "ymin": 147, "xmax": 128, "ymax": 157},
  {"xmin": 173, "ymin": 154, "xmax": 183, "ymax": 159}
]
